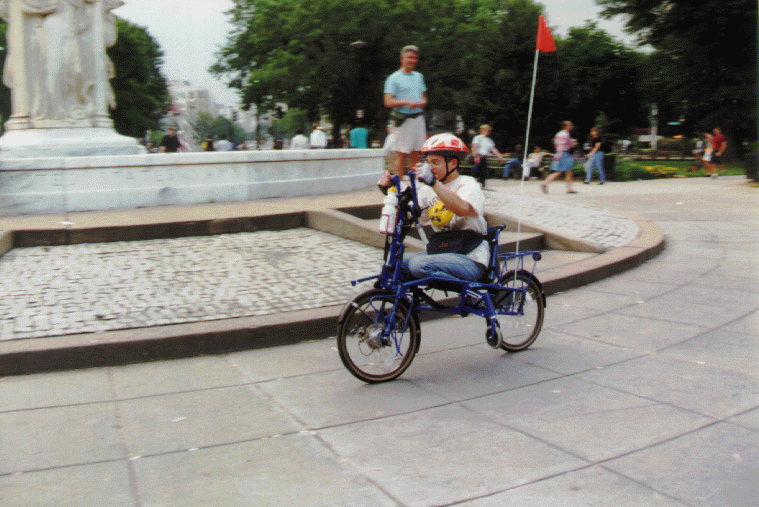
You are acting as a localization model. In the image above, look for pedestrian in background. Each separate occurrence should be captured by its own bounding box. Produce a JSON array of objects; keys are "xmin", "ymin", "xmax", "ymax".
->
[
  {"xmin": 349, "ymin": 121, "xmax": 369, "ymax": 149},
  {"xmin": 584, "ymin": 127, "xmax": 606, "ymax": 184},
  {"xmin": 541, "ymin": 120, "xmax": 577, "ymax": 194},
  {"xmin": 202, "ymin": 134, "xmax": 214, "ymax": 152},
  {"xmin": 290, "ymin": 128, "xmax": 309, "ymax": 150},
  {"xmin": 214, "ymin": 134, "xmax": 234, "ymax": 151},
  {"xmin": 708, "ymin": 127, "xmax": 727, "ymax": 177},
  {"xmin": 159, "ymin": 126, "xmax": 181, "ymax": 153},
  {"xmin": 471, "ymin": 124, "xmax": 504, "ymax": 187},
  {"xmin": 309, "ymin": 123, "xmax": 328, "ymax": 149},
  {"xmin": 383, "ymin": 45, "xmax": 427, "ymax": 176}
]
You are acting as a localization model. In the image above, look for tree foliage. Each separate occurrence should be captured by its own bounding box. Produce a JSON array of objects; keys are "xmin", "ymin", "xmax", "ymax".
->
[
  {"xmin": 193, "ymin": 111, "xmax": 248, "ymax": 145},
  {"xmin": 212, "ymin": 0, "xmax": 648, "ymax": 149},
  {"xmin": 597, "ymin": 0, "xmax": 757, "ymax": 146},
  {"xmin": 108, "ymin": 18, "xmax": 171, "ymax": 138}
]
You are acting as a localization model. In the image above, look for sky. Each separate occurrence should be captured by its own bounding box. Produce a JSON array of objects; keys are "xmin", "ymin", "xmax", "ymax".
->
[{"xmin": 115, "ymin": 0, "xmax": 634, "ymax": 108}]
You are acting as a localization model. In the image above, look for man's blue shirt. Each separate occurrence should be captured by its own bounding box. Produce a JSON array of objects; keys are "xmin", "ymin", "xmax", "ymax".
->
[{"xmin": 384, "ymin": 70, "xmax": 426, "ymax": 115}]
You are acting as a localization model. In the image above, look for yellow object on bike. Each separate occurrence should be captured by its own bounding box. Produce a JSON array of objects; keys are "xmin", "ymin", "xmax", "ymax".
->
[{"xmin": 429, "ymin": 200, "xmax": 454, "ymax": 229}]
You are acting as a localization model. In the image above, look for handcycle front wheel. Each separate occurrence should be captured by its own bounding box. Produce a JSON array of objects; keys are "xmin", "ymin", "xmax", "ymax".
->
[
  {"xmin": 490, "ymin": 272, "xmax": 545, "ymax": 352},
  {"xmin": 337, "ymin": 290, "xmax": 421, "ymax": 383}
]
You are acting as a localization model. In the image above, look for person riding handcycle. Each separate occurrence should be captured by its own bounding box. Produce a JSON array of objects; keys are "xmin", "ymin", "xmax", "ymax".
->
[
  {"xmin": 339, "ymin": 133, "xmax": 545, "ymax": 383},
  {"xmin": 398, "ymin": 133, "xmax": 490, "ymax": 284}
]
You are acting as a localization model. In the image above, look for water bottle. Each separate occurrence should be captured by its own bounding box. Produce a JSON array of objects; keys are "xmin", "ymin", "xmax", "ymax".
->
[{"xmin": 379, "ymin": 190, "xmax": 398, "ymax": 235}]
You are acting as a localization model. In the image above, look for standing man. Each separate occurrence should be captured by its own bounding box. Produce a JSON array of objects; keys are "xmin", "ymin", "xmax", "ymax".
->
[
  {"xmin": 309, "ymin": 123, "xmax": 328, "ymax": 149},
  {"xmin": 384, "ymin": 45, "xmax": 427, "ymax": 176},
  {"xmin": 159, "ymin": 126, "xmax": 181, "ymax": 153},
  {"xmin": 541, "ymin": 121, "xmax": 578, "ymax": 194},
  {"xmin": 471, "ymin": 124, "xmax": 504, "ymax": 187}
]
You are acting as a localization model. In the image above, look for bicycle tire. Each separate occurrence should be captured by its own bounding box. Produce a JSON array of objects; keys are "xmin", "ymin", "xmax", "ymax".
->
[
  {"xmin": 494, "ymin": 271, "xmax": 545, "ymax": 352},
  {"xmin": 337, "ymin": 290, "xmax": 420, "ymax": 383}
]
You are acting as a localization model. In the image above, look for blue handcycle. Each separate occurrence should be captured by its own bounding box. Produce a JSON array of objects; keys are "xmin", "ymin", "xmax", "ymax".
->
[{"xmin": 336, "ymin": 173, "xmax": 546, "ymax": 383}]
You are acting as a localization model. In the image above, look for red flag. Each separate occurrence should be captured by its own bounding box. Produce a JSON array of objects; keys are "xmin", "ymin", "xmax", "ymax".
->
[{"xmin": 536, "ymin": 14, "xmax": 556, "ymax": 52}]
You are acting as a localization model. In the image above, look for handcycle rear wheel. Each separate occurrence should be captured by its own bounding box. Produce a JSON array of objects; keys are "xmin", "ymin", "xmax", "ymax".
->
[
  {"xmin": 337, "ymin": 290, "xmax": 421, "ymax": 383},
  {"xmin": 490, "ymin": 272, "xmax": 545, "ymax": 352}
]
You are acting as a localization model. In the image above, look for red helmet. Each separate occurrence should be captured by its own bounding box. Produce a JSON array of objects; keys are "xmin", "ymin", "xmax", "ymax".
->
[{"xmin": 421, "ymin": 133, "xmax": 469, "ymax": 159}]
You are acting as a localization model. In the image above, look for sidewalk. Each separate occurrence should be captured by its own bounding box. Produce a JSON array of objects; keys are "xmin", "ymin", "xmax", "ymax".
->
[{"xmin": 0, "ymin": 176, "xmax": 757, "ymax": 506}]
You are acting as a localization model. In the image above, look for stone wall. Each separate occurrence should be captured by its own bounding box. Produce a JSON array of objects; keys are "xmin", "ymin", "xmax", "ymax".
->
[{"xmin": 0, "ymin": 149, "xmax": 385, "ymax": 216}]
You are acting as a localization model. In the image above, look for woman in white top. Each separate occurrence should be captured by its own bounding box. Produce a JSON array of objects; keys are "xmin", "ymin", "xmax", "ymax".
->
[{"xmin": 471, "ymin": 124, "xmax": 504, "ymax": 188}]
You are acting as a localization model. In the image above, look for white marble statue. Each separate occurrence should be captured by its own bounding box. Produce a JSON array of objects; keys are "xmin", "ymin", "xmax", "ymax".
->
[{"xmin": 0, "ymin": 0, "xmax": 123, "ymax": 130}]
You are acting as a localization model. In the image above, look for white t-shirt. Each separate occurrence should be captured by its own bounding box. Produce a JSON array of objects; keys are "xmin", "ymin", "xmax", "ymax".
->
[
  {"xmin": 417, "ymin": 175, "xmax": 490, "ymax": 267},
  {"xmin": 526, "ymin": 151, "xmax": 546, "ymax": 168},
  {"xmin": 290, "ymin": 134, "xmax": 309, "ymax": 150},
  {"xmin": 309, "ymin": 129, "xmax": 327, "ymax": 148},
  {"xmin": 472, "ymin": 134, "xmax": 495, "ymax": 156},
  {"xmin": 214, "ymin": 139, "xmax": 234, "ymax": 151}
]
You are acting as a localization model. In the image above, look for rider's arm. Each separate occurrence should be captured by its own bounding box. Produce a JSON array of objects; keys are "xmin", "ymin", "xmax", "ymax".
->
[{"xmin": 428, "ymin": 180, "xmax": 477, "ymax": 218}]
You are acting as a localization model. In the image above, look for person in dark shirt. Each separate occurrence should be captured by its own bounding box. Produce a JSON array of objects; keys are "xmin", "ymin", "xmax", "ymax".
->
[{"xmin": 160, "ymin": 127, "xmax": 181, "ymax": 153}]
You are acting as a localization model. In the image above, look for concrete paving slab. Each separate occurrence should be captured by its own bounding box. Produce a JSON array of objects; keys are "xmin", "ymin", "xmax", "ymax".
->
[
  {"xmin": 603, "ymin": 422, "xmax": 759, "ymax": 507},
  {"xmin": 0, "ymin": 461, "xmax": 134, "ymax": 507},
  {"xmin": 404, "ymin": 347, "xmax": 560, "ymax": 401},
  {"xmin": 317, "ymin": 404, "xmax": 587, "ymax": 506},
  {"xmin": 729, "ymin": 407, "xmax": 759, "ymax": 431},
  {"xmin": 0, "ymin": 402, "xmax": 122, "ymax": 474},
  {"xmin": 513, "ymin": 329, "xmax": 648, "ymax": 376},
  {"xmin": 661, "ymin": 329, "xmax": 759, "ymax": 376},
  {"xmin": 109, "ymin": 355, "xmax": 252, "ymax": 398},
  {"xmin": 223, "ymin": 338, "xmax": 344, "ymax": 382},
  {"xmin": 616, "ymin": 297, "xmax": 757, "ymax": 329},
  {"xmin": 256, "ymin": 369, "xmax": 450, "ymax": 429},
  {"xmin": 551, "ymin": 287, "xmax": 648, "ymax": 312},
  {"xmin": 131, "ymin": 432, "xmax": 399, "ymax": 507},
  {"xmin": 117, "ymin": 385, "xmax": 299, "ymax": 457},
  {"xmin": 722, "ymin": 309, "xmax": 759, "ymax": 335},
  {"xmin": 457, "ymin": 465, "xmax": 688, "ymax": 506},
  {"xmin": 580, "ymin": 276, "xmax": 680, "ymax": 299},
  {"xmin": 463, "ymin": 377, "xmax": 713, "ymax": 462},
  {"xmin": 576, "ymin": 355, "xmax": 759, "ymax": 420},
  {"xmin": 557, "ymin": 311, "xmax": 708, "ymax": 352},
  {"xmin": 0, "ymin": 368, "xmax": 112, "ymax": 411}
]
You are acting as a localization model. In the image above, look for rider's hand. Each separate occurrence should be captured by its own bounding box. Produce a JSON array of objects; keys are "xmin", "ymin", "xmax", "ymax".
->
[
  {"xmin": 413, "ymin": 162, "xmax": 436, "ymax": 186},
  {"xmin": 377, "ymin": 170, "xmax": 393, "ymax": 195}
]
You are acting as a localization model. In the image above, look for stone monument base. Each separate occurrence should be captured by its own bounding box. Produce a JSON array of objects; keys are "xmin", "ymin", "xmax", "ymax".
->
[{"xmin": 0, "ymin": 128, "xmax": 146, "ymax": 158}]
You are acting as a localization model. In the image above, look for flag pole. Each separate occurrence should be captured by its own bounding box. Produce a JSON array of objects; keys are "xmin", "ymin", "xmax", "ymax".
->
[{"xmin": 514, "ymin": 48, "xmax": 540, "ymax": 256}]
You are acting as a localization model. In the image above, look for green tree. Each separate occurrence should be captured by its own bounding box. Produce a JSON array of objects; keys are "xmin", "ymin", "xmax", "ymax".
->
[
  {"xmin": 554, "ymin": 22, "xmax": 646, "ymax": 140},
  {"xmin": 212, "ymin": 0, "xmax": 652, "ymax": 149},
  {"xmin": 597, "ymin": 0, "xmax": 758, "ymax": 152},
  {"xmin": 109, "ymin": 18, "xmax": 171, "ymax": 138},
  {"xmin": 194, "ymin": 111, "xmax": 249, "ymax": 146}
]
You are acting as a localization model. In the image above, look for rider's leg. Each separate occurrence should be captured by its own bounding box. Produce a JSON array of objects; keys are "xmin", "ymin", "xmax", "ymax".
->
[{"xmin": 407, "ymin": 253, "xmax": 485, "ymax": 282}]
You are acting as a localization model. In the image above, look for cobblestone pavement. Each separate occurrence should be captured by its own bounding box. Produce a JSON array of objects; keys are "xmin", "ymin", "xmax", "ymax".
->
[
  {"xmin": 485, "ymin": 191, "xmax": 639, "ymax": 248},
  {"xmin": 0, "ymin": 230, "xmax": 380, "ymax": 341},
  {"xmin": 0, "ymin": 188, "xmax": 640, "ymax": 342}
]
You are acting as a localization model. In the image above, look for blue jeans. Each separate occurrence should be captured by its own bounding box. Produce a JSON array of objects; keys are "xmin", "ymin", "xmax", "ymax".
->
[
  {"xmin": 401, "ymin": 252, "xmax": 485, "ymax": 282},
  {"xmin": 503, "ymin": 158, "xmax": 521, "ymax": 178},
  {"xmin": 585, "ymin": 152, "xmax": 605, "ymax": 182}
]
